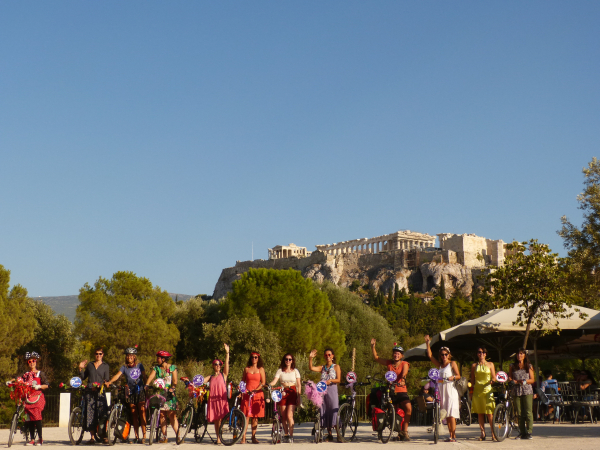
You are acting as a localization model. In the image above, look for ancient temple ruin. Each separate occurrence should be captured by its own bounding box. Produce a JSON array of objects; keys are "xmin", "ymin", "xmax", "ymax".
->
[
  {"xmin": 268, "ymin": 243, "xmax": 311, "ymax": 260},
  {"xmin": 314, "ymin": 230, "xmax": 436, "ymax": 256}
]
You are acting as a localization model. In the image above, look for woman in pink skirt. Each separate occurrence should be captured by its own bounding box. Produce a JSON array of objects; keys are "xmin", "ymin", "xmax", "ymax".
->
[{"xmin": 207, "ymin": 343, "xmax": 230, "ymax": 444}]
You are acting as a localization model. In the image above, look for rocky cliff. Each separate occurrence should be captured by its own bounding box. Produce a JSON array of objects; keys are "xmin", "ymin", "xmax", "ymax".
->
[{"xmin": 213, "ymin": 249, "xmax": 486, "ymax": 300}]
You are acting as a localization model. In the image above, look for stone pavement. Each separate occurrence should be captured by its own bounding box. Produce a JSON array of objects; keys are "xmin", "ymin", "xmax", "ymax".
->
[{"xmin": 1, "ymin": 422, "xmax": 599, "ymax": 449}]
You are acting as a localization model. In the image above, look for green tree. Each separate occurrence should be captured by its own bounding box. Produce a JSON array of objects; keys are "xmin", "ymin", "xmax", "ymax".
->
[
  {"xmin": 559, "ymin": 157, "xmax": 600, "ymax": 308},
  {"xmin": 0, "ymin": 265, "xmax": 37, "ymax": 378},
  {"xmin": 318, "ymin": 282, "xmax": 397, "ymax": 381},
  {"xmin": 226, "ymin": 268, "xmax": 346, "ymax": 357},
  {"xmin": 18, "ymin": 301, "xmax": 85, "ymax": 383},
  {"xmin": 202, "ymin": 316, "xmax": 282, "ymax": 382},
  {"xmin": 74, "ymin": 271, "xmax": 180, "ymax": 368},
  {"xmin": 439, "ymin": 277, "xmax": 446, "ymax": 300},
  {"xmin": 486, "ymin": 240, "xmax": 578, "ymax": 347}
]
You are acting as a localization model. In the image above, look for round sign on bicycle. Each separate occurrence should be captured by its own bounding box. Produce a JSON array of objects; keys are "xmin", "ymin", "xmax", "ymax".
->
[
  {"xmin": 70, "ymin": 377, "xmax": 82, "ymax": 388},
  {"xmin": 496, "ymin": 371, "xmax": 508, "ymax": 382},
  {"xmin": 346, "ymin": 371, "xmax": 357, "ymax": 384},
  {"xmin": 385, "ymin": 371, "xmax": 398, "ymax": 383},
  {"xmin": 271, "ymin": 390, "xmax": 283, "ymax": 403},
  {"xmin": 192, "ymin": 375, "xmax": 205, "ymax": 387},
  {"xmin": 316, "ymin": 381, "xmax": 327, "ymax": 393},
  {"xmin": 153, "ymin": 378, "xmax": 166, "ymax": 389},
  {"xmin": 238, "ymin": 381, "xmax": 247, "ymax": 393},
  {"xmin": 428, "ymin": 368, "xmax": 440, "ymax": 381}
]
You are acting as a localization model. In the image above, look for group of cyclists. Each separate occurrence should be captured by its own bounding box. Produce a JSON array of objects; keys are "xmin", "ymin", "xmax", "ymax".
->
[{"xmin": 7, "ymin": 334, "xmax": 545, "ymax": 445}]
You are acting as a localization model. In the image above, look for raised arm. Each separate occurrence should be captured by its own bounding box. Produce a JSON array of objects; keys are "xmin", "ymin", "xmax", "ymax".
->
[
  {"xmin": 78, "ymin": 360, "xmax": 89, "ymax": 380},
  {"xmin": 308, "ymin": 349, "xmax": 322, "ymax": 373},
  {"xmin": 425, "ymin": 335, "xmax": 440, "ymax": 367},
  {"xmin": 223, "ymin": 343, "xmax": 230, "ymax": 378},
  {"xmin": 371, "ymin": 338, "xmax": 389, "ymax": 366}
]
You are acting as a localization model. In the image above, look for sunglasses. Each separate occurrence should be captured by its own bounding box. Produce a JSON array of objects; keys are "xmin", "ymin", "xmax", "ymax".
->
[
  {"xmin": 95, "ymin": 353, "xmax": 103, "ymax": 356},
  {"xmin": 27, "ymin": 359, "xmax": 37, "ymax": 364},
  {"xmin": 440, "ymin": 353, "xmax": 449, "ymax": 357},
  {"xmin": 251, "ymin": 356, "xmax": 259, "ymax": 359},
  {"xmin": 325, "ymin": 353, "xmax": 333, "ymax": 357},
  {"xmin": 284, "ymin": 358, "xmax": 293, "ymax": 361},
  {"xmin": 213, "ymin": 363, "xmax": 222, "ymax": 366},
  {"xmin": 477, "ymin": 351, "xmax": 486, "ymax": 354}
]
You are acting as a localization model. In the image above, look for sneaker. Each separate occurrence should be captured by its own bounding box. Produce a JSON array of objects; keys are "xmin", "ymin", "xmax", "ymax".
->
[
  {"xmin": 289, "ymin": 436, "xmax": 293, "ymax": 444},
  {"xmin": 515, "ymin": 434, "xmax": 523, "ymax": 440},
  {"xmin": 283, "ymin": 435, "xmax": 289, "ymax": 443},
  {"xmin": 26, "ymin": 441, "xmax": 35, "ymax": 446},
  {"xmin": 36, "ymin": 440, "xmax": 43, "ymax": 446},
  {"xmin": 524, "ymin": 434, "xmax": 533, "ymax": 440}
]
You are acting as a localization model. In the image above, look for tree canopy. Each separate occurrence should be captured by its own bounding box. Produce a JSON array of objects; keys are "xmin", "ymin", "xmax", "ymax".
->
[
  {"xmin": 486, "ymin": 240, "xmax": 577, "ymax": 347},
  {"xmin": 0, "ymin": 265, "xmax": 37, "ymax": 378},
  {"xmin": 226, "ymin": 268, "xmax": 347, "ymax": 358},
  {"xmin": 560, "ymin": 157, "xmax": 600, "ymax": 308},
  {"xmin": 74, "ymin": 271, "xmax": 180, "ymax": 368}
]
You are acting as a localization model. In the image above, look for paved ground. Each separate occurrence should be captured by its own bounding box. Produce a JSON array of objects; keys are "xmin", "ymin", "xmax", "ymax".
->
[{"xmin": 2, "ymin": 422, "xmax": 600, "ymax": 449}]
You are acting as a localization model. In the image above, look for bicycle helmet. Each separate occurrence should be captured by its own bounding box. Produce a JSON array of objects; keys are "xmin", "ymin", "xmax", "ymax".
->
[
  {"xmin": 392, "ymin": 343, "xmax": 404, "ymax": 353},
  {"xmin": 25, "ymin": 352, "xmax": 40, "ymax": 360},
  {"xmin": 156, "ymin": 350, "xmax": 172, "ymax": 358},
  {"xmin": 124, "ymin": 347, "xmax": 138, "ymax": 355}
]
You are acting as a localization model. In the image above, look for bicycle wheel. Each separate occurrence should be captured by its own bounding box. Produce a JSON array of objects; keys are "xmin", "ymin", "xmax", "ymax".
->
[
  {"xmin": 460, "ymin": 399, "xmax": 471, "ymax": 426},
  {"xmin": 313, "ymin": 411, "xmax": 321, "ymax": 444},
  {"xmin": 68, "ymin": 407, "xmax": 85, "ymax": 445},
  {"xmin": 8, "ymin": 409, "xmax": 19, "ymax": 448},
  {"xmin": 176, "ymin": 406, "xmax": 194, "ymax": 445},
  {"xmin": 219, "ymin": 409, "xmax": 246, "ymax": 446},
  {"xmin": 433, "ymin": 403, "xmax": 439, "ymax": 444},
  {"xmin": 508, "ymin": 403, "xmax": 518, "ymax": 435},
  {"xmin": 492, "ymin": 403, "xmax": 510, "ymax": 442},
  {"xmin": 271, "ymin": 417, "xmax": 281, "ymax": 445},
  {"xmin": 106, "ymin": 408, "xmax": 119, "ymax": 446},
  {"xmin": 378, "ymin": 403, "xmax": 395, "ymax": 444},
  {"xmin": 149, "ymin": 409, "xmax": 160, "ymax": 446},
  {"xmin": 337, "ymin": 403, "xmax": 358, "ymax": 442}
]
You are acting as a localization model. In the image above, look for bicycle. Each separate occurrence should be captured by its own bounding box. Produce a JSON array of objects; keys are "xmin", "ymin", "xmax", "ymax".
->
[
  {"xmin": 65, "ymin": 377, "xmax": 107, "ymax": 446},
  {"xmin": 264, "ymin": 386, "xmax": 284, "ymax": 444},
  {"xmin": 218, "ymin": 382, "xmax": 247, "ymax": 446},
  {"xmin": 421, "ymin": 368, "xmax": 447, "ymax": 444},
  {"xmin": 371, "ymin": 371, "xmax": 398, "ymax": 444},
  {"xmin": 337, "ymin": 373, "xmax": 371, "ymax": 443},
  {"xmin": 145, "ymin": 385, "xmax": 171, "ymax": 445},
  {"xmin": 303, "ymin": 380, "xmax": 328, "ymax": 444},
  {"xmin": 6, "ymin": 380, "xmax": 35, "ymax": 447},
  {"xmin": 458, "ymin": 392, "xmax": 472, "ymax": 426},
  {"xmin": 106, "ymin": 385, "xmax": 131, "ymax": 445},
  {"xmin": 176, "ymin": 376, "xmax": 210, "ymax": 445},
  {"xmin": 491, "ymin": 372, "xmax": 518, "ymax": 442}
]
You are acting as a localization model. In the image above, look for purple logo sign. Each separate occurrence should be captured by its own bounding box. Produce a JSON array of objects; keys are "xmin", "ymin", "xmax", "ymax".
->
[
  {"xmin": 70, "ymin": 377, "xmax": 82, "ymax": 388},
  {"xmin": 346, "ymin": 371, "xmax": 357, "ymax": 384},
  {"xmin": 271, "ymin": 390, "xmax": 283, "ymax": 403},
  {"xmin": 428, "ymin": 369, "xmax": 440, "ymax": 381},
  {"xmin": 385, "ymin": 371, "xmax": 398, "ymax": 383},
  {"xmin": 316, "ymin": 381, "xmax": 327, "ymax": 393},
  {"xmin": 238, "ymin": 381, "xmax": 247, "ymax": 393},
  {"xmin": 192, "ymin": 375, "xmax": 205, "ymax": 387},
  {"xmin": 129, "ymin": 368, "xmax": 141, "ymax": 380}
]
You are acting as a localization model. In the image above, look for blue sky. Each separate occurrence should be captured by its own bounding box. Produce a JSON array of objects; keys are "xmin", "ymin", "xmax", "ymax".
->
[{"xmin": 1, "ymin": 1, "xmax": 599, "ymax": 297}]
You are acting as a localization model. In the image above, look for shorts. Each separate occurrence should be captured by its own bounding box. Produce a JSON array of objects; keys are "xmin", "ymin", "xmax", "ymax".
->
[
  {"xmin": 391, "ymin": 393, "xmax": 410, "ymax": 406},
  {"xmin": 279, "ymin": 386, "xmax": 298, "ymax": 406}
]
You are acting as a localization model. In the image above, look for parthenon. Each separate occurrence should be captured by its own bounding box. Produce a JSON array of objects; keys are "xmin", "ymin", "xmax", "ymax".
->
[
  {"xmin": 268, "ymin": 243, "xmax": 312, "ymax": 260},
  {"xmin": 314, "ymin": 230, "xmax": 436, "ymax": 256}
]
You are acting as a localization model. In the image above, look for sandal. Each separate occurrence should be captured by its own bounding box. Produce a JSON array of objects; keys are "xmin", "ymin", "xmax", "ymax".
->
[
  {"xmin": 87, "ymin": 439, "xmax": 96, "ymax": 445},
  {"xmin": 444, "ymin": 437, "xmax": 457, "ymax": 442},
  {"xmin": 251, "ymin": 437, "xmax": 260, "ymax": 444},
  {"xmin": 140, "ymin": 438, "xmax": 146, "ymax": 445},
  {"xmin": 478, "ymin": 435, "xmax": 486, "ymax": 441}
]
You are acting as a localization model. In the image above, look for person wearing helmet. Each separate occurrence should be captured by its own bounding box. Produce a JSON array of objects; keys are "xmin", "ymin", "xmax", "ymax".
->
[
  {"xmin": 371, "ymin": 338, "xmax": 412, "ymax": 441},
  {"xmin": 145, "ymin": 350, "xmax": 178, "ymax": 443},
  {"xmin": 106, "ymin": 347, "xmax": 147, "ymax": 443},
  {"xmin": 7, "ymin": 352, "xmax": 49, "ymax": 446}
]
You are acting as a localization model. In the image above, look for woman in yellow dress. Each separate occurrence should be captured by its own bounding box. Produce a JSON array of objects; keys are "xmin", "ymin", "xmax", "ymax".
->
[{"xmin": 470, "ymin": 347, "xmax": 496, "ymax": 441}]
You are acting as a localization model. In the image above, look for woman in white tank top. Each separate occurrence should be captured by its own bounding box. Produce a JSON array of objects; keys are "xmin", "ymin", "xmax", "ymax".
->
[{"xmin": 269, "ymin": 354, "xmax": 301, "ymax": 443}]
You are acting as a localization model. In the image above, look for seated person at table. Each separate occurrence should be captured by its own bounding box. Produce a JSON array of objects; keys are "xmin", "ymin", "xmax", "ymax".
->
[{"xmin": 578, "ymin": 370, "xmax": 596, "ymax": 392}]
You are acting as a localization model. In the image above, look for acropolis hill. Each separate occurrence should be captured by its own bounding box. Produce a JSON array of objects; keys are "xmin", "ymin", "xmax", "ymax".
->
[{"xmin": 212, "ymin": 230, "xmax": 507, "ymax": 300}]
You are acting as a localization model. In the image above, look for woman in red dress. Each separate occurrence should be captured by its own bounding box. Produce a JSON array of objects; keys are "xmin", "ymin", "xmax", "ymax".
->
[
  {"xmin": 207, "ymin": 343, "xmax": 230, "ymax": 445},
  {"xmin": 21, "ymin": 352, "xmax": 49, "ymax": 446},
  {"xmin": 240, "ymin": 352, "xmax": 265, "ymax": 444}
]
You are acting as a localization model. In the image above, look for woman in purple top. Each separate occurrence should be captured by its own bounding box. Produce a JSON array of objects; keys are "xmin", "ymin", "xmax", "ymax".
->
[{"xmin": 107, "ymin": 347, "xmax": 147, "ymax": 443}]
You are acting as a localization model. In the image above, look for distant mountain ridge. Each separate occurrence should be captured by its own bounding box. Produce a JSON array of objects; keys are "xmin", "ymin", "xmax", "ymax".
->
[{"xmin": 38, "ymin": 293, "xmax": 194, "ymax": 322}]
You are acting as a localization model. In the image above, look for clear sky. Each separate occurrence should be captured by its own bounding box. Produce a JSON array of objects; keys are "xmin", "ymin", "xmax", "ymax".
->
[{"xmin": 1, "ymin": 1, "xmax": 599, "ymax": 297}]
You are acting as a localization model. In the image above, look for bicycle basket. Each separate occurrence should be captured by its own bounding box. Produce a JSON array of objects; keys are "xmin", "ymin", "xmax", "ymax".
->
[{"xmin": 149, "ymin": 395, "xmax": 165, "ymax": 409}]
